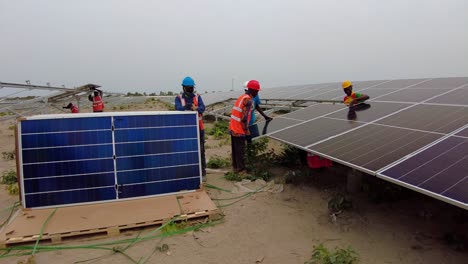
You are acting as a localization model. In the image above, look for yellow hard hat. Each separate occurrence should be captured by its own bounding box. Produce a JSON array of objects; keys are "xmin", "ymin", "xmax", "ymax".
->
[{"xmin": 342, "ymin": 80, "xmax": 352, "ymax": 89}]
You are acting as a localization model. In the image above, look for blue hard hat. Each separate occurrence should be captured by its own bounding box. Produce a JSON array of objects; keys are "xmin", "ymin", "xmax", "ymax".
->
[{"xmin": 182, "ymin": 76, "xmax": 195, "ymax": 87}]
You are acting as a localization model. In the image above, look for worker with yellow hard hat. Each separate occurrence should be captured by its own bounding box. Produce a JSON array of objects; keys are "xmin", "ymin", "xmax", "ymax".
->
[
  {"xmin": 342, "ymin": 80, "xmax": 369, "ymax": 106},
  {"xmin": 342, "ymin": 80, "xmax": 370, "ymax": 120}
]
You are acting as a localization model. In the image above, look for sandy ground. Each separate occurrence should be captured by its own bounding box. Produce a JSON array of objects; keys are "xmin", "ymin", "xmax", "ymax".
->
[{"xmin": 0, "ymin": 99, "xmax": 467, "ymax": 264}]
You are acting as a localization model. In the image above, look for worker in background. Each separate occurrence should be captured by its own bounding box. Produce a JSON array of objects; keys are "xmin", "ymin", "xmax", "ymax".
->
[
  {"xmin": 174, "ymin": 76, "xmax": 207, "ymax": 180},
  {"xmin": 342, "ymin": 80, "xmax": 370, "ymax": 120},
  {"xmin": 243, "ymin": 81, "xmax": 272, "ymax": 144},
  {"xmin": 63, "ymin": 102, "xmax": 79, "ymax": 113},
  {"xmin": 228, "ymin": 80, "xmax": 261, "ymax": 174},
  {"xmin": 88, "ymin": 86, "xmax": 105, "ymax": 112}
]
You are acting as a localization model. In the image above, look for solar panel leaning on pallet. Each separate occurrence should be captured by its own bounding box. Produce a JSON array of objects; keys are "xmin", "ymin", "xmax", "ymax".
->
[
  {"xmin": 255, "ymin": 77, "xmax": 468, "ymax": 210},
  {"xmin": 17, "ymin": 111, "xmax": 202, "ymax": 209}
]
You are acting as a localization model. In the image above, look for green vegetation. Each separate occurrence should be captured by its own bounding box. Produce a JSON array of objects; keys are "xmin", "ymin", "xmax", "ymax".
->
[
  {"xmin": 245, "ymin": 137, "xmax": 276, "ymax": 181},
  {"xmin": 161, "ymin": 221, "xmax": 187, "ymax": 235},
  {"xmin": 7, "ymin": 184, "xmax": 19, "ymax": 195},
  {"xmin": 207, "ymin": 156, "xmax": 231, "ymax": 169},
  {"xmin": 158, "ymin": 91, "xmax": 176, "ymax": 96},
  {"xmin": 206, "ymin": 120, "xmax": 229, "ymax": 139},
  {"xmin": 8, "ymin": 125, "xmax": 16, "ymax": 130},
  {"xmin": 276, "ymin": 144, "xmax": 304, "ymax": 167},
  {"xmin": 2, "ymin": 151, "xmax": 15, "ymax": 160},
  {"xmin": 0, "ymin": 112, "xmax": 14, "ymax": 117},
  {"xmin": 328, "ymin": 194, "xmax": 353, "ymax": 213},
  {"xmin": 1, "ymin": 170, "xmax": 17, "ymax": 184},
  {"xmin": 305, "ymin": 244, "xmax": 359, "ymax": 264},
  {"xmin": 1, "ymin": 170, "xmax": 18, "ymax": 195},
  {"xmin": 145, "ymin": 98, "xmax": 156, "ymax": 103},
  {"xmin": 224, "ymin": 171, "xmax": 242, "ymax": 181}
]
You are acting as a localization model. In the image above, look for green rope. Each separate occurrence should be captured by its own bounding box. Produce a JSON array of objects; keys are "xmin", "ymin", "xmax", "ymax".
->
[
  {"xmin": 32, "ymin": 208, "xmax": 57, "ymax": 255},
  {"xmin": 0, "ymin": 201, "xmax": 20, "ymax": 228},
  {"xmin": 203, "ymin": 183, "xmax": 232, "ymax": 193}
]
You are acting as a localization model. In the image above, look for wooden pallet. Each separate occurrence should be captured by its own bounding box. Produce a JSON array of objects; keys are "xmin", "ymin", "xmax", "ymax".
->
[{"xmin": 0, "ymin": 190, "xmax": 220, "ymax": 247}]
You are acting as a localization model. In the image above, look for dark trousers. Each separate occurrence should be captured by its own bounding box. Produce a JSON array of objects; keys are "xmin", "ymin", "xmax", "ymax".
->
[
  {"xmin": 200, "ymin": 130, "xmax": 206, "ymax": 176},
  {"xmin": 231, "ymin": 135, "xmax": 246, "ymax": 172}
]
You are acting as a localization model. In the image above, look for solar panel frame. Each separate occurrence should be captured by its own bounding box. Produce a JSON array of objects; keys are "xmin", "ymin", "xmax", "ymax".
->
[
  {"xmin": 377, "ymin": 135, "xmax": 468, "ymax": 209},
  {"xmin": 18, "ymin": 111, "xmax": 202, "ymax": 209},
  {"xmin": 256, "ymin": 77, "xmax": 468, "ymax": 209}
]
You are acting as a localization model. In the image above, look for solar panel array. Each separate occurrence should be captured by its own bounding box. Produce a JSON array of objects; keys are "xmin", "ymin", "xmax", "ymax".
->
[
  {"xmin": 255, "ymin": 77, "xmax": 468, "ymax": 209},
  {"xmin": 18, "ymin": 111, "xmax": 202, "ymax": 209}
]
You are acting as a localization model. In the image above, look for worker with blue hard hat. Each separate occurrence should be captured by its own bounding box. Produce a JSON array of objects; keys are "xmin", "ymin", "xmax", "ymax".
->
[{"xmin": 175, "ymin": 76, "xmax": 207, "ymax": 180}]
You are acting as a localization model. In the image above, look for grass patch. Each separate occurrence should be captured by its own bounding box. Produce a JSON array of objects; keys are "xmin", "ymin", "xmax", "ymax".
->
[
  {"xmin": 206, "ymin": 120, "xmax": 229, "ymax": 139},
  {"xmin": 207, "ymin": 156, "xmax": 230, "ymax": 169},
  {"xmin": 245, "ymin": 137, "xmax": 276, "ymax": 181},
  {"xmin": 7, "ymin": 184, "xmax": 19, "ymax": 195},
  {"xmin": 276, "ymin": 144, "xmax": 304, "ymax": 167},
  {"xmin": 224, "ymin": 171, "xmax": 242, "ymax": 182},
  {"xmin": 306, "ymin": 243, "xmax": 359, "ymax": 264},
  {"xmin": 1, "ymin": 169, "xmax": 17, "ymax": 184},
  {"xmin": 161, "ymin": 221, "xmax": 187, "ymax": 235}
]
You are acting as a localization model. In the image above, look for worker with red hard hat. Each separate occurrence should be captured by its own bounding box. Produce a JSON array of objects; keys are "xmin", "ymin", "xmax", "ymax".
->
[
  {"xmin": 243, "ymin": 81, "xmax": 272, "ymax": 143},
  {"xmin": 228, "ymin": 80, "xmax": 261, "ymax": 174}
]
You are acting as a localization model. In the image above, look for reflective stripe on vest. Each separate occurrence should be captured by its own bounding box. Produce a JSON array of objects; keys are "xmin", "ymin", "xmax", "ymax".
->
[
  {"xmin": 229, "ymin": 94, "xmax": 252, "ymax": 135},
  {"xmin": 177, "ymin": 93, "xmax": 204, "ymax": 130},
  {"xmin": 93, "ymin": 96, "xmax": 104, "ymax": 111}
]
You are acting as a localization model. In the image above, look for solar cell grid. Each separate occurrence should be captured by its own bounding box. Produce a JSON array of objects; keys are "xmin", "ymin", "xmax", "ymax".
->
[
  {"xmin": 366, "ymin": 79, "xmax": 429, "ymax": 89},
  {"xmin": 310, "ymin": 124, "xmax": 442, "ymax": 172},
  {"xmin": 426, "ymin": 86, "xmax": 468, "ymax": 106},
  {"xmin": 376, "ymin": 104, "xmax": 468, "ymax": 134},
  {"xmin": 409, "ymin": 77, "xmax": 468, "ymax": 89},
  {"xmin": 280, "ymin": 103, "xmax": 345, "ymax": 121},
  {"xmin": 269, "ymin": 118, "xmax": 363, "ymax": 147},
  {"xmin": 374, "ymin": 88, "xmax": 454, "ymax": 103},
  {"xmin": 379, "ymin": 136, "xmax": 468, "ymax": 205},
  {"xmin": 324, "ymin": 102, "xmax": 410, "ymax": 123},
  {"xmin": 18, "ymin": 112, "xmax": 202, "ymax": 208}
]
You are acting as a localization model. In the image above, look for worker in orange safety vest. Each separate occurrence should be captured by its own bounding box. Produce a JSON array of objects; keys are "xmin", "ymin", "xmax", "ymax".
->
[
  {"xmin": 228, "ymin": 80, "xmax": 261, "ymax": 174},
  {"xmin": 63, "ymin": 102, "xmax": 79, "ymax": 113},
  {"xmin": 88, "ymin": 86, "xmax": 105, "ymax": 112}
]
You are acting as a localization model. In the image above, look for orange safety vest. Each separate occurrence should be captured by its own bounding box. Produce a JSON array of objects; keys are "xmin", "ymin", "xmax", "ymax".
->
[
  {"xmin": 177, "ymin": 93, "xmax": 204, "ymax": 130},
  {"xmin": 343, "ymin": 92, "xmax": 358, "ymax": 106},
  {"xmin": 93, "ymin": 95, "xmax": 104, "ymax": 112},
  {"xmin": 229, "ymin": 94, "xmax": 252, "ymax": 135},
  {"xmin": 71, "ymin": 105, "xmax": 79, "ymax": 113}
]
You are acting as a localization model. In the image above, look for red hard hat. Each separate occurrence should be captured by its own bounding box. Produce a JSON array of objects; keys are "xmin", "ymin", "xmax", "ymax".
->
[{"xmin": 245, "ymin": 80, "xmax": 261, "ymax": 91}]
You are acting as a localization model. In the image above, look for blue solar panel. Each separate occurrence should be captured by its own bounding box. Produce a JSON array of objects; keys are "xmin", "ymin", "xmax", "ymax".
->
[{"xmin": 18, "ymin": 112, "xmax": 202, "ymax": 208}]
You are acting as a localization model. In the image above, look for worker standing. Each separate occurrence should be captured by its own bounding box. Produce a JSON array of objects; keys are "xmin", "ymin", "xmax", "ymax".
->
[
  {"xmin": 88, "ymin": 86, "xmax": 105, "ymax": 112},
  {"xmin": 229, "ymin": 80, "xmax": 261, "ymax": 174},
  {"xmin": 243, "ymin": 81, "xmax": 272, "ymax": 144},
  {"xmin": 63, "ymin": 102, "xmax": 79, "ymax": 113},
  {"xmin": 174, "ymin": 76, "xmax": 207, "ymax": 180},
  {"xmin": 342, "ymin": 80, "xmax": 370, "ymax": 120}
]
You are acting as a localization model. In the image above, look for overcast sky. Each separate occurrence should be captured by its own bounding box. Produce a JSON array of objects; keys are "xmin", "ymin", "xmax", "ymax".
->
[{"xmin": 1, "ymin": 0, "xmax": 467, "ymax": 94}]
